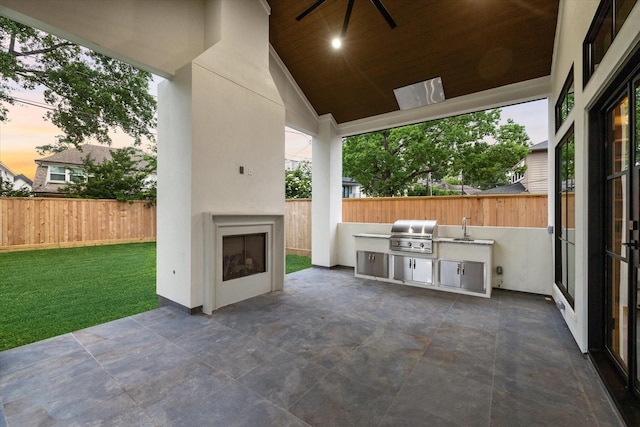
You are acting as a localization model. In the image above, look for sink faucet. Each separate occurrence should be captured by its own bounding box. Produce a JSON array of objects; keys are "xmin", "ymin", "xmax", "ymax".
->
[{"xmin": 462, "ymin": 217, "xmax": 470, "ymax": 239}]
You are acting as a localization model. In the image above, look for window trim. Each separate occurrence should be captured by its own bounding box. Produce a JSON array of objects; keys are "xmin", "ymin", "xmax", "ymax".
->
[
  {"xmin": 48, "ymin": 165, "xmax": 67, "ymax": 183},
  {"xmin": 47, "ymin": 165, "xmax": 85, "ymax": 184}
]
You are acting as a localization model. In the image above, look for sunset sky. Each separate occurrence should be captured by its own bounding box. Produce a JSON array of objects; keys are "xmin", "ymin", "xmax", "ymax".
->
[{"xmin": 0, "ymin": 82, "xmax": 548, "ymax": 181}]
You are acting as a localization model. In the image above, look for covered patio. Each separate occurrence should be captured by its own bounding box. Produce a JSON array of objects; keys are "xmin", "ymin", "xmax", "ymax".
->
[
  {"xmin": 0, "ymin": 268, "xmax": 622, "ymax": 426},
  {"xmin": 0, "ymin": 0, "xmax": 639, "ymax": 423}
]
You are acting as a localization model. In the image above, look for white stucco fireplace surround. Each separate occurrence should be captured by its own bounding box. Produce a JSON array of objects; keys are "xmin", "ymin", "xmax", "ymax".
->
[{"xmin": 202, "ymin": 213, "xmax": 284, "ymax": 314}]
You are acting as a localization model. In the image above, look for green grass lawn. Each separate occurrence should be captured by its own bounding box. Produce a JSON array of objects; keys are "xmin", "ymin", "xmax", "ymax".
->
[
  {"xmin": 286, "ymin": 253, "xmax": 312, "ymax": 274},
  {"xmin": 0, "ymin": 244, "xmax": 311, "ymax": 351}
]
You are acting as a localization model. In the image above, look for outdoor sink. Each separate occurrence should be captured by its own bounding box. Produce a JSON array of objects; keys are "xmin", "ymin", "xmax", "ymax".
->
[{"xmin": 437, "ymin": 237, "xmax": 495, "ymax": 245}]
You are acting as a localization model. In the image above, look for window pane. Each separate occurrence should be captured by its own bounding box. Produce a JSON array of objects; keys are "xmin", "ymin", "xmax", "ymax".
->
[
  {"xmin": 615, "ymin": 0, "xmax": 637, "ymax": 34},
  {"xmin": 636, "ymin": 82, "xmax": 640, "ymax": 166},
  {"xmin": 607, "ymin": 177, "xmax": 625, "ymax": 255},
  {"xmin": 49, "ymin": 166, "xmax": 65, "ymax": 181},
  {"xmin": 567, "ymin": 242, "xmax": 575, "ymax": 300},
  {"xmin": 608, "ymin": 255, "xmax": 629, "ymax": 369},
  {"xmin": 70, "ymin": 168, "xmax": 84, "ymax": 182},
  {"xmin": 593, "ymin": 4, "xmax": 614, "ymax": 71},
  {"xmin": 565, "ymin": 191, "xmax": 575, "ymax": 244},
  {"xmin": 609, "ymin": 96, "xmax": 630, "ymax": 174}
]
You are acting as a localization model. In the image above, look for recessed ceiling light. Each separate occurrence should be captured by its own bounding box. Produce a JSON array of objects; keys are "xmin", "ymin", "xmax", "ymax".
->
[{"xmin": 331, "ymin": 37, "xmax": 342, "ymax": 49}]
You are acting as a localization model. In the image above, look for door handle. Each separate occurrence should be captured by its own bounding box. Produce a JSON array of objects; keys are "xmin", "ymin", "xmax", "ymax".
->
[{"xmin": 622, "ymin": 241, "xmax": 639, "ymax": 250}]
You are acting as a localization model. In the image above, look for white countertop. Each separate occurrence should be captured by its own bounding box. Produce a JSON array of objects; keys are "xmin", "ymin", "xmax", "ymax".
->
[
  {"xmin": 353, "ymin": 233, "xmax": 494, "ymax": 245},
  {"xmin": 353, "ymin": 233, "xmax": 391, "ymax": 239},
  {"xmin": 435, "ymin": 237, "xmax": 495, "ymax": 245}
]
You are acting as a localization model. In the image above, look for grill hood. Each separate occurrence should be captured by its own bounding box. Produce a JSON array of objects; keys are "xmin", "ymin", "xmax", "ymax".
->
[{"xmin": 390, "ymin": 219, "xmax": 438, "ymax": 238}]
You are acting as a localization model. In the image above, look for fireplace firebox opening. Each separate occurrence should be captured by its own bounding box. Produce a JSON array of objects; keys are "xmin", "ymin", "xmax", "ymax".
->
[{"xmin": 223, "ymin": 233, "xmax": 266, "ymax": 281}]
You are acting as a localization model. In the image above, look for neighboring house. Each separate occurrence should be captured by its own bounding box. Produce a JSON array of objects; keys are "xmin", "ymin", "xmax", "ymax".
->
[
  {"xmin": 0, "ymin": 161, "xmax": 32, "ymax": 192},
  {"xmin": 32, "ymin": 144, "xmax": 155, "ymax": 197},
  {"xmin": 285, "ymin": 159, "xmax": 305, "ymax": 171},
  {"xmin": 13, "ymin": 174, "xmax": 33, "ymax": 192},
  {"xmin": 509, "ymin": 140, "xmax": 549, "ymax": 193},
  {"xmin": 522, "ymin": 141, "xmax": 548, "ymax": 193},
  {"xmin": 0, "ymin": 161, "xmax": 16, "ymax": 185},
  {"xmin": 342, "ymin": 177, "xmax": 364, "ymax": 198}
]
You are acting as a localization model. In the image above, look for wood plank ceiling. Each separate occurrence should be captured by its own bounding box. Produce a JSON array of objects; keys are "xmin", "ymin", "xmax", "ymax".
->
[{"xmin": 269, "ymin": 0, "xmax": 560, "ymax": 124}]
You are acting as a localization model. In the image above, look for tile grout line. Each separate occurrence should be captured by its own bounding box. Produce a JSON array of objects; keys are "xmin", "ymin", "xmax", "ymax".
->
[
  {"xmin": 69, "ymin": 329, "xmax": 160, "ymax": 426},
  {"xmin": 375, "ymin": 290, "xmax": 458, "ymax": 426}
]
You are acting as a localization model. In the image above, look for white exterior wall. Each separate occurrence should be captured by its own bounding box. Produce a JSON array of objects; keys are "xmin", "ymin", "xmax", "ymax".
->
[
  {"xmin": 157, "ymin": 65, "xmax": 194, "ymax": 309},
  {"xmin": 548, "ymin": 0, "xmax": 640, "ymax": 351}
]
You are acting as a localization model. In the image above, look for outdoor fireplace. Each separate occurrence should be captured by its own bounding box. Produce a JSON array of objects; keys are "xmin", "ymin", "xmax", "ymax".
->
[
  {"xmin": 202, "ymin": 213, "xmax": 284, "ymax": 314},
  {"xmin": 223, "ymin": 233, "xmax": 266, "ymax": 281}
]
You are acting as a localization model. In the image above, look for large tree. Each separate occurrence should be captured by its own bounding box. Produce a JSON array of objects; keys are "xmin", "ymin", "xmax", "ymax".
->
[
  {"xmin": 343, "ymin": 110, "xmax": 531, "ymax": 196},
  {"xmin": 0, "ymin": 17, "xmax": 156, "ymax": 150}
]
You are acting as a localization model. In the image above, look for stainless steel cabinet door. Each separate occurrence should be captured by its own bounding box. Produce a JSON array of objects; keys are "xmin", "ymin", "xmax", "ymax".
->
[
  {"xmin": 460, "ymin": 261, "xmax": 485, "ymax": 292},
  {"xmin": 357, "ymin": 251, "xmax": 388, "ymax": 278},
  {"xmin": 439, "ymin": 260, "xmax": 461, "ymax": 288},
  {"xmin": 357, "ymin": 251, "xmax": 371, "ymax": 276},
  {"xmin": 413, "ymin": 258, "xmax": 433, "ymax": 284},
  {"xmin": 393, "ymin": 255, "xmax": 412, "ymax": 281},
  {"xmin": 370, "ymin": 252, "xmax": 388, "ymax": 278}
]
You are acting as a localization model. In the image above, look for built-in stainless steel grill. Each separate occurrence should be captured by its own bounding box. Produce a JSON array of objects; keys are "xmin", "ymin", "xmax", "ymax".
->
[{"xmin": 389, "ymin": 219, "xmax": 438, "ymax": 254}]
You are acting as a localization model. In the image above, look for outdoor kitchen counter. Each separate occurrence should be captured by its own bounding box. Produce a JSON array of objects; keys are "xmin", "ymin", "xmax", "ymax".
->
[{"xmin": 353, "ymin": 233, "xmax": 494, "ymax": 298}]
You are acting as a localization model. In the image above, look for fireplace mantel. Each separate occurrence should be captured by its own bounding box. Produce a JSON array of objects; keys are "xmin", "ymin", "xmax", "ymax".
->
[{"xmin": 202, "ymin": 213, "xmax": 284, "ymax": 314}]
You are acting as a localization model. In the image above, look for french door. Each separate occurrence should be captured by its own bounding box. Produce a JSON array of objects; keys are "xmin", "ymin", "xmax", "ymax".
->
[{"xmin": 603, "ymin": 74, "xmax": 640, "ymax": 393}]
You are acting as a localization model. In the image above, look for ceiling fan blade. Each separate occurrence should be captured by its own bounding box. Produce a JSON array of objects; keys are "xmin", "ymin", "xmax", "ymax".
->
[
  {"xmin": 369, "ymin": 0, "xmax": 397, "ymax": 29},
  {"xmin": 296, "ymin": 0, "xmax": 327, "ymax": 21},
  {"xmin": 341, "ymin": 0, "xmax": 356, "ymax": 37}
]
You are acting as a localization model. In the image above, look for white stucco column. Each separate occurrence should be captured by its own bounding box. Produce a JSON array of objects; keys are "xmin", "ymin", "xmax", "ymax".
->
[
  {"xmin": 312, "ymin": 114, "xmax": 342, "ymax": 267},
  {"xmin": 157, "ymin": 0, "xmax": 285, "ymax": 312}
]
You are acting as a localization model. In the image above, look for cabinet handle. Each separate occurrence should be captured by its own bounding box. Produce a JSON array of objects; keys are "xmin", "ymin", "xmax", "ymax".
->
[
  {"xmin": 461, "ymin": 264, "xmax": 465, "ymax": 275},
  {"xmin": 372, "ymin": 254, "xmax": 376, "ymax": 262},
  {"xmin": 456, "ymin": 263, "xmax": 460, "ymax": 274}
]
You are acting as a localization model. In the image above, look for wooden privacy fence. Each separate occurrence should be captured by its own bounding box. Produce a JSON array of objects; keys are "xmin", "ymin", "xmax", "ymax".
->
[
  {"xmin": 285, "ymin": 199, "xmax": 312, "ymax": 256},
  {"xmin": 1, "ymin": 195, "xmax": 548, "ymax": 253},
  {"xmin": 342, "ymin": 194, "xmax": 549, "ymax": 227},
  {"xmin": 0, "ymin": 197, "xmax": 156, "ymax": 251}
]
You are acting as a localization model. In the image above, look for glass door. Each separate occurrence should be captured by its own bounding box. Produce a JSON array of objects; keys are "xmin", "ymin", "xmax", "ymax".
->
[
  {"xmin": 634, "ymin": 80, "xmax": 640, "ymax": 392},
  {"xmin": 605, "ymin": 94, "xmax": 630, "ymax": 373}
]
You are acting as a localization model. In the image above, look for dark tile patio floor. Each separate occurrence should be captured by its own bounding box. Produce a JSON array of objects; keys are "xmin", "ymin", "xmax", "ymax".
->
[{"xmin": 0, "ymin": 267, "xmax": 625, "ymax": 426}]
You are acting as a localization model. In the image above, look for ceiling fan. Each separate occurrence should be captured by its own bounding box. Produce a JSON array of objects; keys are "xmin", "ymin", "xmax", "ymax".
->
[{"xmin": 296, "ymin": 0, "xmax": 397, "ymax": 45}]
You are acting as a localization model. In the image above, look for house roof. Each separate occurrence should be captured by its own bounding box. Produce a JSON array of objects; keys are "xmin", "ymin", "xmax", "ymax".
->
[
  {"xmin": 269, "ymin": 1, "xmax": 559, "ymax": 124},
  {"xmin": 480, "ymin": 182, "xmax": 528, "ymax": 194},
  {"xmin": 342, "ymin": 177, "xmax": 359, "ymax": 186},
  {"xmin": 0, "ymin": 161, "xmax": 17, "ymax": 177},
  {"xmin": 35, "ymin": 144, "xmax": 114, "ymax": 166},
  {"xmin": 14, "ymin": 174, "xmax": 33, "ymax": 186},
  {"xmin": 530, "ymin": 140, "xmax": 548, "ymax": 152}
]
